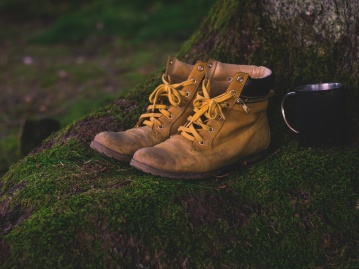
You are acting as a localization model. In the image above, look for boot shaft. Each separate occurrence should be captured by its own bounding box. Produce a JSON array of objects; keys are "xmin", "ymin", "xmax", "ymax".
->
[
  {"xmin": 205, "ymin": 59, "xmax": 273, "ymax": 98},
  {"xmin": 150, "ymin": 59, "xmax": 208, "ymax": 137},
  {"xmin": 165, "ymin": 56, "xmax": 194, "ymax": 83},
  {"xmin": 182, "ymin": 61, "xmax": 274, "ymax": 151},
  {"xmin": 197, "ymin": 72, "xmax": 273, "ymax": 151}
]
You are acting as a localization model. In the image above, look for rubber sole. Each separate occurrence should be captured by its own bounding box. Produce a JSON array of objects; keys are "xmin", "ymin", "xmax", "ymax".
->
[
  {"xmin": 130, "ymin": 149, "xmax": 269, "ymax": 179},
  {"xmin": 90, "ymin": 140, "xmax": 132, "ymax": 162}
]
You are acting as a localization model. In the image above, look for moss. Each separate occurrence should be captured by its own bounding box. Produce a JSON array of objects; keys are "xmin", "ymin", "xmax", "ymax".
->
[{"xmin": 1, "ymin": 136, "xmax": 358, "ymax": 268}]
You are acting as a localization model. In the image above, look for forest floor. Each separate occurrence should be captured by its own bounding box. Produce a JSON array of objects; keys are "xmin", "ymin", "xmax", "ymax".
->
[
  {"xmin": 0, "ymin": 1, "xmax": 204, "ymax": 176},
  {"xmin": 0, "ymin": 0, "xmax": 216, "ymax": 176}
]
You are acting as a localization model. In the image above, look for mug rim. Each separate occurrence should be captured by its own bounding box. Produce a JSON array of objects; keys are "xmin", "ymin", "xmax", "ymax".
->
[{"xmin": 295, "ymin": 82, "xmax": 342, "ymax": 92}]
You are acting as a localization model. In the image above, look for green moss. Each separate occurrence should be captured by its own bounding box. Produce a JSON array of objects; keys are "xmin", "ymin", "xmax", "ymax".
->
[{"xmin": 2, "ymin": 136, "xmax": 358, "ymax": 268}]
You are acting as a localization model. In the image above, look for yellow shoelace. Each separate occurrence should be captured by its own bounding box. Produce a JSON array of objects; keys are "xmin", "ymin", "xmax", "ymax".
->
[
  {"xmin": 179, "ymin": 80, "xmax": 235, "ymax": 144},
  {"xmin": 138, "ymin": 74, "xmax": 195, "ymax": 128}
]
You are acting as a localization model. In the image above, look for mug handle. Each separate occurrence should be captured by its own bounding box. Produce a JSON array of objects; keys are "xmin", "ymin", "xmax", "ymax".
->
[{"xmin": 281, "ymin": 92, "xmax": 299, "ymax": 133}]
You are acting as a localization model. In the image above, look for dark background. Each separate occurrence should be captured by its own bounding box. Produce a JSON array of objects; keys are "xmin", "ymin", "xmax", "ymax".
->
[{"xmin": 0, "ymin": 0, "xmax": 216, "ymax": 175}]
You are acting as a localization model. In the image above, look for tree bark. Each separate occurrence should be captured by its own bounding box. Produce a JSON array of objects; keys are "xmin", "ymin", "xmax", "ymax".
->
[
  {"xmin": 180, "ymin": 0, "xmax": 358, "ymax": 134},
  {"xmin": 183, "ymin": 0, "xmax": 359, "ymax": 71}
]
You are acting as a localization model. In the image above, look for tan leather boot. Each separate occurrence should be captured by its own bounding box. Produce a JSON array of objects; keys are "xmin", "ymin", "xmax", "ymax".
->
[
  {"xmin": 131, "ymin": 62, "xmax": 274, "ymax": 179},
  {"xmin": 90, "ymin": 56, "xmax": 207, "ymax": 161}
]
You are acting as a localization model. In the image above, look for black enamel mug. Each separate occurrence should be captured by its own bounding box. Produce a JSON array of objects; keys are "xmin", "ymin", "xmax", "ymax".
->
[{"xmin": 281, "ymin": 83, "xmax": 346, "ymax": 147}]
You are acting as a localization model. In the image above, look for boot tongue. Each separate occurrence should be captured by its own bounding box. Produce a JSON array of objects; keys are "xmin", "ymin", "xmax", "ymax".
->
[
  {"xmin": 179, "ymin": 79, "xmax": 239, "ymax": 143},
  {"xmin": 165, "ymin": 56, "xmax": 194, "ymax": 84},
  {"xmin": 204, "ymin": 59, "xmax": 230, "ymax": 98}
]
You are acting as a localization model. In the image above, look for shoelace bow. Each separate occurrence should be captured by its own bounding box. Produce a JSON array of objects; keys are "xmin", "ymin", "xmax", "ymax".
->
[
  {"xmin": 138, "ymin": 74, "xmax": 194, "ymax": 128},
  {"xmin": 179, "ymin": 80, "xmax": 235, "ymax": 144}
]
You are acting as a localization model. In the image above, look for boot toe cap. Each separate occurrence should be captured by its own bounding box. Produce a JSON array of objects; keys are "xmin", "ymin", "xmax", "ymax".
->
[
  {"xmin": 93, "ymin": 132, "xmax": 125, "ymax": 153},
  {"xmin": 132, "ymin": 147, "xmax": 175, "ymax": 169}
]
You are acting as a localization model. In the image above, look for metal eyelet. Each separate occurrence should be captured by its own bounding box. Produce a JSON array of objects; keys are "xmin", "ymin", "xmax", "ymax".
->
[
  {"xmin": 177, "ymin": 104, "xmax": 183, "ymax": 108},
  {"xmin": 230, "ymin": 90, "xmax": 236, "ymax": 96},
  {"xmin": 237, "ymin": 76, "xmax": 244, "ymax": 83},
  {"xmin": 185, "ymin": 91, "xmax": 190, "ymax": 97},
  {"xmin": 168, "ymin": 114, "xmax": 173, "ymax": 119},
  {"xmin": 158, "ymin": 124, "xmax": 164, "ymax": 129},
  {"xmin": 227, "ymin": 77, "xmax": 233, "ymax": 82},
  {"xmin": 199, "ymin": 140, "xmax": 205, "ymax": 145},
  {"xmin": 191, "ymin": 78, "xmax": 197, "ymax": 84},
  {"xmin": 209, "ymin": 126, "xmax": 214, "ymax": 132},
  {"xmin": 197, "ymin": 65, "xmax": 204, "ymax": 71},
  {"xmin": 208, "ymin": 63, "xmax": 212, "ymax": 68},
  {"xmin": 170, "ymin": 60, "xmax": 173, "ymax": 65}
]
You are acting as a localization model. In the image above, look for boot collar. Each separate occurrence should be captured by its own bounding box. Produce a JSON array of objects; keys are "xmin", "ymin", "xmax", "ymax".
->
[
  {"xmin": 206, "ymin": 59, "xmax": 274, "ymax": 97},
  {"xmin": 241, "ymin": 72, "xmax": 274, "ymax": 97}
]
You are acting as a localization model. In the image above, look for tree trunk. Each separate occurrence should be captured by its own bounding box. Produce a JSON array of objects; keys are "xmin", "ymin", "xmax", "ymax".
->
[
  {"xmin": 184, "ymin": 0, "xmax": 359, "ymax": 76},
  {"xmin": 181, "ymin": 0, "xmax": 358, "ymax": 136}
]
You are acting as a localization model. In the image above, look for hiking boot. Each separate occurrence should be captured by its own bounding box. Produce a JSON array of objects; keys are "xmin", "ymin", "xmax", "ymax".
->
[
  {"xmin": 130, "ymin": 61, "xmax": 274, "ymax": 178},
  {"xmin": 90, "ymin": 56, "xmax": 207, "ymax": 162}
]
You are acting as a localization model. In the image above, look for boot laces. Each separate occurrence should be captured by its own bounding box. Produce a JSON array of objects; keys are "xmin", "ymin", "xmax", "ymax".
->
[
  {"xmin": 137, "ymin": 74, "xmax": 195, "ymax": 128},
  {"xmin": 179, "ymin": 80, "xmax": 234, "ymax": 144}
]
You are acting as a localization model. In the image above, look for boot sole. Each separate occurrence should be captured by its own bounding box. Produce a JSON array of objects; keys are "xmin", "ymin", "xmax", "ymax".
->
[
  {"xmin": 90, "ymin": 140, "xmax": 132, "ymax": 162},
  {"xmin": 130, "ymin": 149, "xmax": 269, "ymax": 179}
]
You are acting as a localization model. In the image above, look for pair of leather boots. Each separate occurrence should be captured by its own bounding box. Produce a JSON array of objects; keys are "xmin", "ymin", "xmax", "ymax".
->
[{"xmin": 90, "ymin": 56, "xmax": 274, "ymax": 179}]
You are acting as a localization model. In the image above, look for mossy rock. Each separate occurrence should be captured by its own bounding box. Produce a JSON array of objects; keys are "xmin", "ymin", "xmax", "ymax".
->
[{"xmin": 1, "ymin": 0, "xmax": 359, "ymax": 268}]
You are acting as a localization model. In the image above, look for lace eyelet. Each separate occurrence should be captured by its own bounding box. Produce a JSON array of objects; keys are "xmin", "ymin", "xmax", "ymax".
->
[
  {"xmin": 177, "ymin": 104, "xmax": 183, "ymax": 109},
  {"xmin": 237, "ymin": 76, "xmax": 244, "ymax": 83},
  {"xmin": 191, "ymin": 78, "xmax": 197, "ymax": 84},
  {"xmin": 158, "ymin": 124, "xmax": 164, "ymax": 129},
  {"xmin": 170, "ymin": 60, "xmax": 173, "ymax": 65},
  {"xmin": 199, "ymin": 140, "xmax": 205, "ymax": 145},
  {"xmin": 227, "ymin": 77, "xmax": 233, "ymax": 82},
  {"xmin": 185, "ymin": 91, "xmax": 190, "ymax": 97},
  {"xmin": 197, "ymin": 65, "xmax": 204, "ymax": 71},
  {"xmin": 168, "ymin": 114, "xmax": 173, "ymax": 119},
  {"xmin": 209, "ymin": 126, "xmax": 214, "ymax": 132},
  {"xmin": 230, "ymin": 90, "xmax": 236, "ymax": 96}
]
